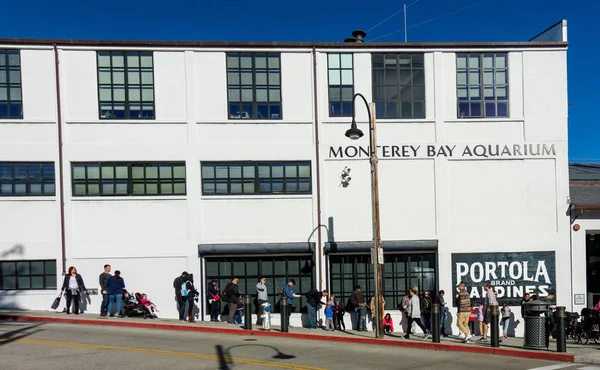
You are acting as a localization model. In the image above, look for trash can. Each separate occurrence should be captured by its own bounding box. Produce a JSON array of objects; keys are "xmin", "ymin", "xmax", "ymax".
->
[{"xmin": 524, "ymin": 300, "xmax": 550, "ymax": 349}]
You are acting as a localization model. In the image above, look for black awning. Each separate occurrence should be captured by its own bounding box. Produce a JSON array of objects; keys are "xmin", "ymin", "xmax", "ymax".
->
[
  {"xmin": 198, "ymin": 242, "xmax": 315, "ymax": 257},
  {"xmin": 324, "ymin": 240, "xmax": 438, "ymax": 254}
]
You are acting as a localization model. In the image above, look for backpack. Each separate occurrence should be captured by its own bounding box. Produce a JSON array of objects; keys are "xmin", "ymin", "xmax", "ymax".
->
[
  {"xmin": 180, "ymin": 281, "xmax": 190, "ymax": 297},
  {"xmin": 400, "ymin": 295, "xmax": 410, "ymax": 312},
  {"xmin": 221, "ymin": 283, "xmax": 233, "ymax": 302}
]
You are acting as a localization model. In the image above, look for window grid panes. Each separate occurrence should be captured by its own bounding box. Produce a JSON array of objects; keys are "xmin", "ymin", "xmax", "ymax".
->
[
  {"xmin": 0, "ymin": 50, "xmax": 23, "ymax": 119},
  {"xmin": 457, "ymin": 53, "xmax": 508, "ymax": 118},
  {"xmin": 205, "ymin": 256, "xmax": 314, "ymax": 313},
  {"xmin": 72, "ymin": 162, "xmax": 186, "ymax": 196},
  {"xmin": 201, "ymin": 161, "xmax": 311, "ymax": 195},
  {"xmin": 328, "ymin": 53, "xmax": 354, "ymax": 117},
  {"xmin": 0, "ymin": 162, "xmax": 55, "ymax": 196},
  {"xmin": 97, "ymin": 51, "xmax": 155, "ymax": 119},
  {"xmin": 1, "ymin": 260, "xmax": 57, "ymax": 290},
  {"xmin": 329, "ymin": 253, "xmax": 436, "ymax": 310},
  {"xmin": 372, "ymin": 53, "xmax": 425, "ymax": 119},
  {"xmin": 227, "ymin": 53, "xmax": 282, "ymax": 120}
]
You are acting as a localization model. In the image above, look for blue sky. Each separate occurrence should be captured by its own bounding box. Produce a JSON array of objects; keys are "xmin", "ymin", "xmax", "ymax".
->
[{"xmin": 0, "ymin": 0, "xmax": 596, "ymax": 161}]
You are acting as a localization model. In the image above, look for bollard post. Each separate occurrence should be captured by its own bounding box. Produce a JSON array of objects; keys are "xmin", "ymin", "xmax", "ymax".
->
[
  {"xmin": 556, "ymin": 306, "xmax": 566, "ymax": 353},
  {"xmin": 490, "ymin": 305, "xmax": 500, "ymax": 348},
  {"xmin": 244, "ymin": 295, "xmax": 252, "ymax": 330},
  {"xmin": 432, "ymin": 303, "xmax": 440, "ymax": 343},
  {"xmin": 281, "ymin": 297, "xmax": 288, "ymax": 333}
]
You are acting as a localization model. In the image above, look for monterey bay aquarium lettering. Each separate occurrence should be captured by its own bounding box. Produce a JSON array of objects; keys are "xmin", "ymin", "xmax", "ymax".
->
[
  {"xmin": 451, "ymin": 252, "xmax": 556, "ymax": 305},
  {"xmin": 328, "ymin": 143, "xmax": 557, "ymax": 159}
]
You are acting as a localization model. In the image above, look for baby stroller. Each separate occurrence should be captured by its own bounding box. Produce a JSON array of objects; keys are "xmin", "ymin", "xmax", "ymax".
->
[
  {"xmin": 135, "ymin": 292, "xmax": 158, "ymax": 319},
  {"xmin": 120, "ymin": 291, "xmax": 148, "ymax": 318},
  {"xmin": 579, "ymin": 308, "xmax": 600, "ymax": 345}
]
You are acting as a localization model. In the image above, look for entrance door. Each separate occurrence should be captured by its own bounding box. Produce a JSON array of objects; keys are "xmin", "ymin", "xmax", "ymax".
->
[{"xmin": 587, "ymin": 234, "xmax": 600, "ymax": 308}]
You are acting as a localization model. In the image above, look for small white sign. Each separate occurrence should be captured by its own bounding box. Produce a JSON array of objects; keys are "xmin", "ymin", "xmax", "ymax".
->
[
  {"xmin": 378, "ymin": 248, "xmax": 384, "ymax": 265},
  {"xmin": 574, "ymin": 294, "xmax": 585, "ymax": 305}
]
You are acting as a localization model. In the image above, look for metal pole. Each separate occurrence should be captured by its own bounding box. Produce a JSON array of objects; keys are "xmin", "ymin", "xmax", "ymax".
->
[
  {"xmin": 244, "ymin": 295, "xmax": 252, "ymax": 330},
  {"xmin": 404, "ymin": 4, "xmax": 408, "ymax": 42},
  {"xmin": 556, "ymin": 306, "xmax": 567, "ymax": 352},
  {"xmin": 490, "ymin": 305, "xmax": 500, "ymax": 347},
  {"xmin": 280, "ymin": 297, "xmax": 288, "ymax": 332},
  {"xmin": 369, "ymin": 102, "xmax": 383, "ymax": 339},
  {"xmin": 431, "ymin": 303, "xmax": 440, "ymax": 343}
]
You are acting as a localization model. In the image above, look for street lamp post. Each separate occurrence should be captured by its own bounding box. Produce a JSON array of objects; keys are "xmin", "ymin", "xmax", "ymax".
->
[{"xmin": 345, "ymin": 93, "xmax": 384, "ymax": 339}]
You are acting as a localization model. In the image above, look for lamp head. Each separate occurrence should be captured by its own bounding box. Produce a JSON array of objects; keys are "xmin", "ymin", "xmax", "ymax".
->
[{"xmin": 345, "ymin": 121, "xmax": 364, "ymax": 140}]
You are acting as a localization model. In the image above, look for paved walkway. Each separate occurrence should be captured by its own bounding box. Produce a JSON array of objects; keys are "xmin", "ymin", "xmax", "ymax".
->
[{"xmin": 1, "ymin": 309, "xmax": 599, "ymax": 364}]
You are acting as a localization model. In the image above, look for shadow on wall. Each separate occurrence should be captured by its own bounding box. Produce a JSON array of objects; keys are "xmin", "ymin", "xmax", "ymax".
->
[{"xmin": 1, "ymin": 244, "xmax": 24, "ymax": 259}]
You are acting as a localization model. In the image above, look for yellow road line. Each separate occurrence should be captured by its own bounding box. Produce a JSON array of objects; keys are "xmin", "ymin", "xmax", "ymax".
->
[{"xmin": 0, "ymin": 337, "xmax": 327, "ymax": 370}]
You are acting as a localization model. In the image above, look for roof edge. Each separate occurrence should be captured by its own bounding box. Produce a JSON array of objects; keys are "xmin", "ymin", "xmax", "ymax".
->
[
  {"xmin": 0, "ymin": 38, "xmax": 568, "ymax": 49},
  {"xmin": 572, "ymin": 205, "xmax": 600, "ymax": 211}
]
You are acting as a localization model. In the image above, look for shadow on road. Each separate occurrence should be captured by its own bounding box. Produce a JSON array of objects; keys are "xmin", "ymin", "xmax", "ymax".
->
[
  {"xmin": 215, "ymin": 343, "xmax": 297, "ymax": 370},
  {"xmin": 0, "ymin": 322, "xmax": 45, "ymax": 347}
]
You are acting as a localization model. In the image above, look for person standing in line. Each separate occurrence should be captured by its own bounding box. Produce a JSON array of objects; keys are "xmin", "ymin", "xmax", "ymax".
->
[
  {"xmin": 223, "ymin": 277, "xmax": 241, "ymax": 325},
  {"xmin": 282, "ymin": 279, "xmax": 300, "ymax": 326},
  {"xmin": 404, "ymin": 287, "xmax": 429, "ymax": 340},
  {"xmin": 421, "ymin": 290, "xmax": 433, "ymax": 335},
  {"xmin": 180, "ymin": 273, "xmax": 199, "ymax": 323},
  {"xmin": 369, "ymin": 294, "xmax": 386, "ymax": 331},
  {"xmin": 333, "ymin": 295, "xmax": 346, "ymax": 330},
  {"xmin": 350, "ymin": 285, "xmax": 367, "ymax": 331},
  {"xmin": 456, "ymin": 282, "xmax": 472, "ymax": 343},
  {"xmin": 324, "ymin": 301, "xmax": 335, "ymax": 331},
  {"xmin": 469, "ymin": 303, "xmax": 477, "ymax": 336},
  {"xmin": 476, "ymin": 301, "xmax": 485, "ymax": 338},
  {"xmin": 479, "ymin": 283, "xmax": 498, "ymax": 342},
  {"xmin": 173, "ymin": 271, "xmax": 188, "ymax": 321},
  {"xmin": 501, "ymin": 302, "xmax": 511, "ymax": 338},
  {"xmin": 434, "ymin": 290, "xmax": 448, "ymax": 337},
  {"xmin": 207, "ymin": 279, "xmax": 220, "ymax": 322},
  {"xmin": 99, "ymin": 264, "xmax": 111, "ymax": 317},
  {"xmin": 255, "ymin": 277, "xmax": 268, "ymax": 326},
  {"xmin": 304, "ymin": 289, "xmax": 328, "ymax": 329},
  {"xmin": 61, "ymin": 266, "xmax": 87, "ymax": 315},
  {"xmin": 106, "ymin": 270, "xmax": 125, "ymax": 318},
  {"xmin": 521, "ymin": 293, "xmax": 531, "ymax": 318}
]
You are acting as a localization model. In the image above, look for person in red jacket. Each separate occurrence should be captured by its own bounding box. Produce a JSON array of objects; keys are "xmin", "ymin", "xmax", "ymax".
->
[
  {"xmin": 382, "ymin": 313, "xmax": 394, "ymax": 333},
  {"xmin": 469, "ymin": 303, "xmax": 476, "ymax": 336}
]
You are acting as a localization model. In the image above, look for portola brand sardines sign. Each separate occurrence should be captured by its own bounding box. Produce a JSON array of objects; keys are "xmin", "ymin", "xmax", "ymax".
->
[
  {"xmin": 328, "ymin": 143, "xmax": 556, "ymax": 159},
  {"xmin": 451, "ymin": 252, "xmax": 556, "ymax": 305}
]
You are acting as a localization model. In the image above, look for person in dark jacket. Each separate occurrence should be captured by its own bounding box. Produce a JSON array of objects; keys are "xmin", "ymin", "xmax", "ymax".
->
[
  {"xmin": 304, "ymin": 289, "xmax": 328, "ymax": 329},
  {"xmin": 173, "ymin": 271, "xmax": 188, "ymax": 321},
  {"xmin": 223, "ymin": 278, "xmax": 241, "ymax": 325},
  {"xmin": 106, "ymin": 270, "xmax": 126, "ymax": 317},
  {"xmin": 180, "ymin": 274, "xmax": 199, "ymax": 323},
  {"xmin": 521, "ymin": 293, "xmax": 531, "ymax": 318},
  {"xmin": 99, "ymin": 264, "xmax": 111, "ymax": 317},
  {"xmin": 61, "ymin": 266, "xmax": 87, "ymax": 315},
  {"xmin": 350, "ymin": 285, "xmax": 366, "ymax": 331},
  {"xmin": 421, "ymin": 290, "xmax": 433, "ymax": 334},
  {"xmin": 207, "ymin": 279, "xmax": 220, "ymax": 322}
]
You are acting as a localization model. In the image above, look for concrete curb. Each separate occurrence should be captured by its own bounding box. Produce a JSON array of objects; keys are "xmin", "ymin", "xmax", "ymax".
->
[{"xmin": 0, "ymin": 314, "xmax": 575, "ymax": 363}]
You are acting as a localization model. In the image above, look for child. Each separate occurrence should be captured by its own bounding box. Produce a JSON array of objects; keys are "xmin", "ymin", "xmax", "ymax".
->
[
  {"xmin": 382, "ymin": 313, "xmax": 394, "ymax": 333},
  {"xmin": 501, "ymin": 302, "xmax": 511, "ymax": 338},
  {"xmin": 325, "ymin": 301, "xmax": 335, "ymax": 331},
  {"xmin": 476, "ymin": 301, "xmax": 485, "ymax": 339},
  {"xmin": 469, "ymin": 303, "xmax": 476, "ymax": 336},
  {"xmin": 140, "ymin": 293, "xmax": 159, "ymax": 315},
  {"xmin": 334, "ymin": 297, "xmax": 345, "ymax": 330},
  {"xmin": 235, "ymin": 294, "xmax": 244, "ymax": 325}
]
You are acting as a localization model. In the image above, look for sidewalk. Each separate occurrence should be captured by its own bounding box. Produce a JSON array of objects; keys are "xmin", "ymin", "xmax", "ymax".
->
[{"xmin": 1, "ymin": 309, "xmax": 599, "ymax": 364}]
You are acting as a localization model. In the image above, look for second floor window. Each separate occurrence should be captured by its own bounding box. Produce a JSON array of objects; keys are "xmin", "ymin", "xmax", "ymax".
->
[
  {"xmin": 0, "ymin": 162, "xmax": 55, "ymax": 196},
  {"xmin": 0, "ymin": 50, "xmax": 23, "ymax": 119},
  {"xmin": 227, "ymin": 53, "xmax": 282, "ymax": 120},
  {"xmin": 372, "ymin": 53, "xmax": 425, "ymax": 119},
  {"xmin": 328, "ymin": 53, "xmax": 354, "ymax": 117},
  {"xmin": 97, "ymin": 51, "xmax": 155, "ymax": 120},
  {"xmin": 457, "ymin": 53, "xmax": 508, "ymax": 118}
]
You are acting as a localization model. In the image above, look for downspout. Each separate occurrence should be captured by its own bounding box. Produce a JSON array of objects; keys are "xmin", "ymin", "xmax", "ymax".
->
[
  {"xmin": 312, "ymin": 46, "xmax": 324, "ymax": 290},
  {"xmin": 53, "ymin": 44, "xmax": 67, "ymax": 274}
]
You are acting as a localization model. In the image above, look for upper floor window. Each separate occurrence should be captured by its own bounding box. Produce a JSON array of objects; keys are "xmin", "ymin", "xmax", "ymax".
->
[
  {"xmin": 457, "ymin": 53, "xmax": 508, "ymax": 118},
  {"xmin": 372, "ymin": 54, "xmax": 425, "ymax": 119},
  {"xmin": 0, "ymin": 50, "xmax": 23, "ymax": 119},
  {"xmin": 227, "ymin": 53, "xmax": 281, "ymax": 120},
  {"xmin": 0, "ymin": 260, "xmax": 57, "ymax": 290},
  {"xmin": 72, "ymin": 162, "xmax": 186, "ymax": 196},
  {"xmin": 97, "ymin": 51, "xmax": 155, "ymax": 120},
  {"xmin": 328, "ymin": 53, "xmax": 354, "ymax": 117},
  {"xmin": 0, "ymin": 162, "xmax": 55, "ymax": 196},
  {"xmin": 201, "ymin": 161, "xmax": 311, "ymax": 195}
]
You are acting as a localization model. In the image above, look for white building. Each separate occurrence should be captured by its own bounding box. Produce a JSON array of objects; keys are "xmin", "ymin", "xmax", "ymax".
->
[{"xmin": 0, "ymin": 21, "xmax": 571, "ymax": 336}]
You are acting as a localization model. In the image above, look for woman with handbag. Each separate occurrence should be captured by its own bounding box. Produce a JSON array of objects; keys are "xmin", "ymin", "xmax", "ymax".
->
[
  {"xmin": 60, "ymin": 266, "xmax": 87, "ymax": 315},
  {"xmin": 207, "ymin": 279, "xmax": 220, "ymax": 322}
]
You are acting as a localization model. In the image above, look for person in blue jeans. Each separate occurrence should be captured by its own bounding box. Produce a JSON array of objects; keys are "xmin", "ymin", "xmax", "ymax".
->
[
  {"xmin": 99, "ymin": 264, "xmax": 111, "ymax": 317},
  {"xmin": 304, "ymin": 289, "xmax": 328, "ymax": 329},
  {"xmin": 434, "ymin": 290, "xmax": 448, "ymax": 336},
  {"xmin": 350, "ymin": 285, "xmax": 367, "ymax": 331},
  {"xmin": 282, "ymin": 279, "xmax": 300, "ymax": 326},
  {"xmin": 106, "ymin": 270, "xmax": 126, "ymax": 318}
]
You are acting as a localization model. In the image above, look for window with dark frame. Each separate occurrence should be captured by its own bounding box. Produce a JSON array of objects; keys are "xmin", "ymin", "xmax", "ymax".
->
[
  {"xmin": 71, "ymin": 162, "xmax": 186, "ymax": 196},
  {"xmin": 226, "ymin": 53, "xmax": 282, "ymax": 120},
  {"xmin": 329, "ymin": 253, "xmax": 436, "ymax": 310},
  {"xmin": 457, "ymin": 53, "xmax": 508, "ymax": 118},
  {"xmin": 0, "ymin": 260, "xmax": 57, "ymax": 290},
  {"xmin": 328, "ymin": 53, "xmax": 354, "ymax": 117},
  {"xmin": 205, "ymin": 256, "xmax": 314, "ymax": 313},
  {"xmin": 372, "ymin": 53, "xmax": 425, "ymax": 119},
  {"xmin": 0, "ymin": 162, "xmax": 55, "ymax": 196},
  {"xmin": 97, "ymin": 51, "xmax": 155, "ymax": 119},
  {"xmin": 0, "ymin": 50, "xmax": 23, "ymax": 119},
  {"xmin": 201, "ymin": 161, "xmax": 311, "ymax": 195}
]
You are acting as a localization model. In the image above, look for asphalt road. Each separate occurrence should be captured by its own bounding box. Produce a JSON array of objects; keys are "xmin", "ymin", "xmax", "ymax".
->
[{"xmin": 0, "ymin": 321, "xmax": 594, "ymax": 370}]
